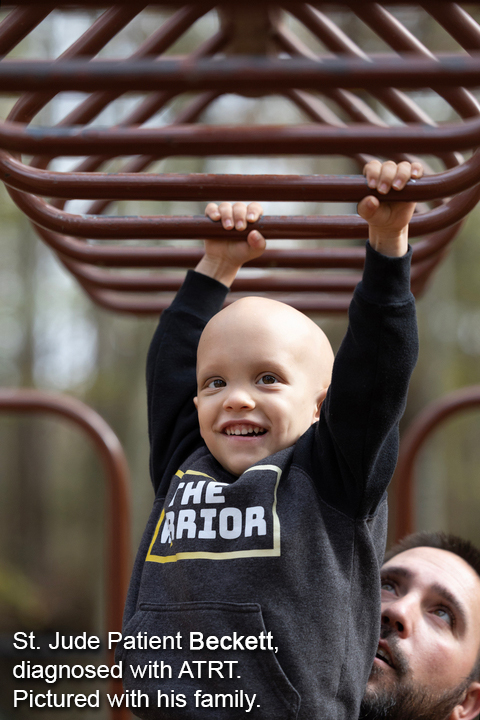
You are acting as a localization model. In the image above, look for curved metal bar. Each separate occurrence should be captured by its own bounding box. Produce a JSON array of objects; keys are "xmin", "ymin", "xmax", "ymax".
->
[
  {"xmin": 394, "ymin": 387, "xmax": 480, "ymax": 541},
  {"xmin": 3, "ymin": 0, "xmax": 480, "ymax": 4},
  {"xmin": 33, "ymin": 222, "xmax": 368, "ymax": 268},
  {"xmin": 56, "ymin": 225, "xmax": 448, "ymax": 295},
  {"xmin": 29, "ymin": 4, "xmax": 218, "ymax": 173},
  {"xmin": 3, "ymin": 56, "xmax": 480, "ymax": 93},
  {"xmin": 3, "ymin": 150, "xmax": 480, "ymax": 201},
  {"xmin": 76, "ymin": 284, "xmax": 354, "ymax": 314},
  {"xmin": 61, "ymin": 256, "xmax": 363, "ymax": 293},
  {"xmin": 7, "ymin": 5, "xmax": 147, "ymax": 126},
  {"xmin": 427, "ymin": 4, "xmax": 480, "ymax": 51},
  {"xmin": 0, "ymin": 6, "xmax": 53, "ymax": 57},
  {"xmin": 275, "ymin": 7, "xmax": 460, "ymax": 168},
  {"xmin": 3, "ymin": 117, "xmax": 480, "ymax": 156},
  {"xmin": 0, "ymin": 389, "xmax": 131, "ymax": 720},
  {"xmin": 6, "ymin": 178, "xmax": 480, "ymax": 240},
  {"xmin": 352, "ymin": 3, "xmax": 480, "ymax": 118}
]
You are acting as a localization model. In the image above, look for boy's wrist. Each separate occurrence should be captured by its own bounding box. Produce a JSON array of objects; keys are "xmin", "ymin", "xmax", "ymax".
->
[
  {"xmin": 195, "ymin": 255, "xmax": 241, "ymax": 288},
  {"xmin": 368, "ymin": 228, "xmax": 409, "ymax": 258}
]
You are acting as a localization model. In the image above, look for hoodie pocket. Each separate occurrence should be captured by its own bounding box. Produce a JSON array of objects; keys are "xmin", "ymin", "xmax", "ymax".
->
[{"xmin": 118, "ymin": 600, "xmax": 300, "ymax": 719}]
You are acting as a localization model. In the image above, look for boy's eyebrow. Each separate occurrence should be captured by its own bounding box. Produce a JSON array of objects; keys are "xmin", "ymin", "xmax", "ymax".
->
[{"xmin": 381, "ymin": 565, "xmax": 468, "ymax": 631}]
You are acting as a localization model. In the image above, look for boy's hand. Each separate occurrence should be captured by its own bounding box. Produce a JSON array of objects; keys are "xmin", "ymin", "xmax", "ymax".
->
[
  {"xmin": 358, "ymin": 160, "xmax": 423, "ymax": 257},
  {"xmin": 195, "ymin": 201, "xmax": 265, "ymax": 287}
]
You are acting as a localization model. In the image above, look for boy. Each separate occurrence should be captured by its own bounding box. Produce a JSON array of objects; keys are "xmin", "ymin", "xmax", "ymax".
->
[{"xmin": 118, "ymin": 160, "xmax": 422, "ymax": 720}]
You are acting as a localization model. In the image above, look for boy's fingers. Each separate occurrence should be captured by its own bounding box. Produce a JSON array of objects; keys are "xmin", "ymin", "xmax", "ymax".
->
[
  {"xmin": 364, "ymin": 160, "xmax": 424, "ymax": 194},
  {"xmin": 392, "ymin": 161, "xmax": 416, "ymax": 190},
  {"xmin": 247, "ymin": 229, "xmax": 266, "ymax": 251},
  {"xmin": 232, "ymin": 201, "xmax": 248, "ymax": 230},
  {"xmin": 377, "ymin": 161, "xmax": 398, "ymax": 194},
  {"xmin": 363, "ymin": 160, "xmax": 382, "ymax": 189},
  {"xmin": 411, "ymin": 161, "xmax": 424, "ymax": 179},
  {"xmin": 246, "ymin": 201, "xmax": 264, "ymax": 222},
  {"xmin": 357, "ymin": 195, "xmax": 379, "ymax": 220},
  {"xmin": 205, "ymin": 202, "xmax": 220, "ymax": 220},
  {"xmin": 218, "ymin": 201, "xmax": 234, "ymax": 229}
]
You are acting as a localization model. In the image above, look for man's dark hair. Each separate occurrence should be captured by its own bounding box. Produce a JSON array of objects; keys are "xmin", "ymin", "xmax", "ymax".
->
[{"xmin": 385, "ymin": 530, "xmax": 480, "ymax": 683}]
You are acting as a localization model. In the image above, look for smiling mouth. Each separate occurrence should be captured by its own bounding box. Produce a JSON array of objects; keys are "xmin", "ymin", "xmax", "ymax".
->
[{"xmin": 224, "ymin": 425, "xmax": 267, "ymax": 436}]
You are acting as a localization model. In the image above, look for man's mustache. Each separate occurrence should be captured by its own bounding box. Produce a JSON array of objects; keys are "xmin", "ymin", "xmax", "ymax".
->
[{"xmin": 378, "ymin": 625, "xmax": 409, "ymax": 677}]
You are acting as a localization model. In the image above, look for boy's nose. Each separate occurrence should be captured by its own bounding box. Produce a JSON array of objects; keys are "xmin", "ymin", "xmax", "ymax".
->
[{"xmin": 223, "ymin": 386, "xmax": 255, "ymax": 411}]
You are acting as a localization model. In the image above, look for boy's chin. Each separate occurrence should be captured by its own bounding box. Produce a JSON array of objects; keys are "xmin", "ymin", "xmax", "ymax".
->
[{"xmin": 215, "ymin": 446, "xmax": 272, "ymax": 477}]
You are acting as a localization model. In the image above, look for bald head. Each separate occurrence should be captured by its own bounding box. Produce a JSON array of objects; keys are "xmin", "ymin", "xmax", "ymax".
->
[
  {"xmin": 194, "ymin": 297, "xmax": 335, "ymax": 475},
  {"xmin": 198, "ymin": 296, "xmax": 334, "ymax": 392}
]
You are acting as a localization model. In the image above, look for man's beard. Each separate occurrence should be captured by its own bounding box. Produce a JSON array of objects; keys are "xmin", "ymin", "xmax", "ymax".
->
[{"xmin": 359, "ymin": 627, "xmax": 471, "ymax": 720}]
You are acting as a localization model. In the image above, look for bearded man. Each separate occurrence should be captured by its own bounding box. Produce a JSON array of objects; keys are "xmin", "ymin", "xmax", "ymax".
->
[{"xmin": 360, "ymin": 531, "xmax": 480, "ymax": 720}]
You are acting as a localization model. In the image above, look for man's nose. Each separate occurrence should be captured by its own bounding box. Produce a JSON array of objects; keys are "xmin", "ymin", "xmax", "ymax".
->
[
  {"xmin": 381, "ymin": 595, "xmax": 416, "ymax": 638},
  {"xmin": 223, "ymin": 385, "xmax": 255, "ymax": 411}
]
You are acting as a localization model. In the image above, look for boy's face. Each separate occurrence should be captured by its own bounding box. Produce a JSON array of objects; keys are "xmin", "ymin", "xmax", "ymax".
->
[{"xmin": 194, "ymin": 297, "xmax": 333, "ymax": 477}]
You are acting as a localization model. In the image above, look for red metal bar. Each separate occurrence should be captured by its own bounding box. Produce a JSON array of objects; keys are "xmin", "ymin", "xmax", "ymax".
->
[
  {"xmin": 21, "ymin": 4, "xmax": 216, "ymax": 143},
  {"xmin": 2, "ymin": 56, "xmax": 480, "ymax": 93},
  {"xmin": 2, "ymin": 1, "xmax": 480, "ymax": 6},
  {"xmin": 6, "ymin": 180, "xmax": 479, "ymax": 241},
  {"xmin": 351, "ymin": 3, "xmax": 480, "ymax": 118},
  {"xmin": 3, "ymin": 150, "xmax": 480, "ymax": 202},
  {"xmin": 32, "ymin": 222, "xmax": 368, "ymax": 268},
  {"xmin": 4, "ymin": 118, "xmax": 480, "ymax": 156},
  {"xmin": 0, "ymin": 388, "xmax": 131, "ymax": 720},
  {"xmin": 0, "ymin": 6, "xmax": 53, "ymax": 56},
  {"xmin": 427, "ymin": 4, "xmax": 480, "ymax": 51},
  {"xmin": 56, "ymin": 229, "xmax": 447, "ymax": 294},
  {"xmin": 75, "ymin": 284, "xmax": 354, "ymax": 314},
  {"xmin": 394, "ymin": 387, "xmax": 480, "ymax": 541},
  {"xmin": 274, "ymin": 10, "xmax": 462, "ymax": 169},
  {"xmin": 6, "ymin": 5, "xmax": 147, "ymax": 127}
]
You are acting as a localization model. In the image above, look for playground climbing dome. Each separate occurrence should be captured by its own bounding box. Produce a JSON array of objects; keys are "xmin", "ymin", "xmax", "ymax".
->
[{"xmin": 1, "ymin": 1, "xmax": 480, "ymax": 313}]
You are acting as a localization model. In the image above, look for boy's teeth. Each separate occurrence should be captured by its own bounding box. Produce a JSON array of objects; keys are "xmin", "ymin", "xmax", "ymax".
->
[{"xmin": 225, "ymin": 425, "xmax": 264, "ymax": 436}]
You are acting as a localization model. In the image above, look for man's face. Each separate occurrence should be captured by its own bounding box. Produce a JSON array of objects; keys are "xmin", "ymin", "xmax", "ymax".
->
[
  {"xmin": 194, "ymin": 297, "xmax": 332, "ymax": 476},
  {"xmin": 362, "ymin": 546, "xmax": 480, "ymax": 720}
]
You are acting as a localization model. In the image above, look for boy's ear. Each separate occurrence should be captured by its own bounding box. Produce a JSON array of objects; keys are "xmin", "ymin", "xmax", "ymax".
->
[
  {"xmin": 313, "ymin": 387, "xmax": 329, "ymax": 422},
  {"xmin": 449, "ymin": 682, "xmax": 480, "ymax": 720},
  {"xmin": 193, "ymin": 396, "xmax": 198, "ymax": 409}
]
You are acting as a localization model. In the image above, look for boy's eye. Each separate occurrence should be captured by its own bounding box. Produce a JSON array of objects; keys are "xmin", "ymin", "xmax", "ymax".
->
[
  {"xmin": 258, "ymin": 374, "xmax": 278, "ymax": 385},
  {"xmin": 207, "ymin": 378, "xmax": 226, "ymax": 389}
]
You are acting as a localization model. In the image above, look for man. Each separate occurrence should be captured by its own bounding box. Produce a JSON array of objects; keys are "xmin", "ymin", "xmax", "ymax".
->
[{"xmin": 360, "ymin": 531, "xmax": 480, "ymax": 720}]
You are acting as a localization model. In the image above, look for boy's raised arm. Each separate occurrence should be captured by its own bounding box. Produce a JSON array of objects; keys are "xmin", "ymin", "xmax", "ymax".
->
[{"xmin": 314, "ymin": 159, "xmax": 422, "ymax": 516}]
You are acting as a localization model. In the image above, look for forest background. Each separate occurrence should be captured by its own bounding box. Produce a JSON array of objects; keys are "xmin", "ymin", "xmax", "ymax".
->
[{"xmin": 1, "ymin": 5, "xmax": 480, "ymax": 718}]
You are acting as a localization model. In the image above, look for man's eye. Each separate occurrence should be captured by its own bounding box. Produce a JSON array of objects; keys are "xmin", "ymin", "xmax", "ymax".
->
[
  {"xmin": 381, "ymin": 581, "xmax": 395, "ymax": 593},
  {"xmin": 207, "ymin": 379, "xmax": 226, "ymax": 389},
  {"xmin": 433, "ymin": 607, "xmax": 454, "ymax": 626},
  {"xmin": 258, "ymin": 375, "xmax": 278, "ymax": 385}
]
